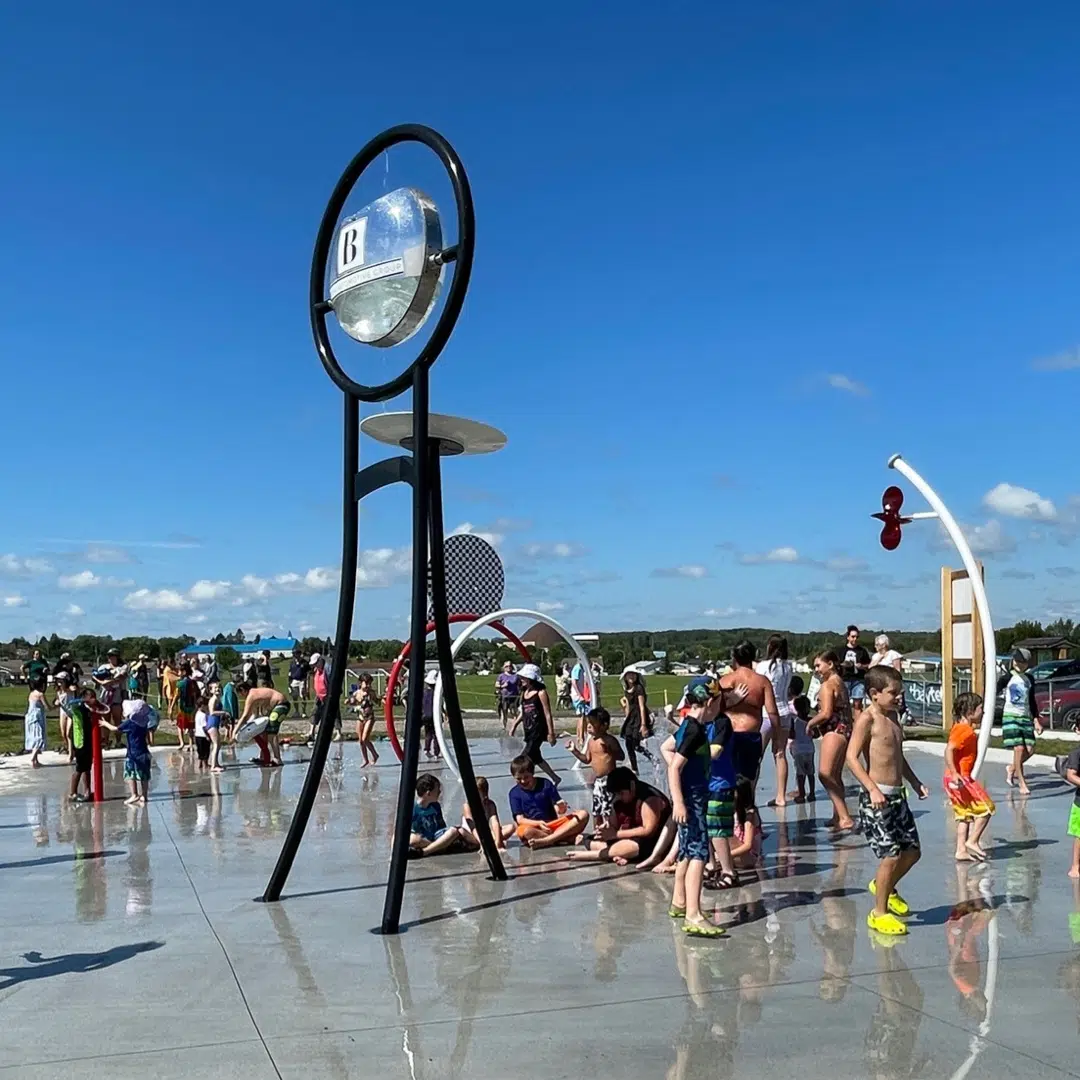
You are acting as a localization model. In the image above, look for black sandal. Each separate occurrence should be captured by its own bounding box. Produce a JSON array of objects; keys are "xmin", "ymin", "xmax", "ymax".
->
[{"xmin": 704, "ymin": 871, "xmax": 740, "ymax": 891}]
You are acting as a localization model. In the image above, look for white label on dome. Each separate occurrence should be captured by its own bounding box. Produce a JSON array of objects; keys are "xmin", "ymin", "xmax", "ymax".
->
[{"xmin": 336, "ymin": 217, "xmax": 367, "ymax": 274}]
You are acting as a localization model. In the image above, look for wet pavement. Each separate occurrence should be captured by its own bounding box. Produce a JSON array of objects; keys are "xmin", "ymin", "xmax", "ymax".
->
[{"xmin": 1, "ymin": 738, "xmax": 1079, "ymax": 1078}]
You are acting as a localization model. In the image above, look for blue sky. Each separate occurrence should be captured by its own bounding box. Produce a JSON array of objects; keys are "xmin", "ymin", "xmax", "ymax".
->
[{"xmin": 2, "ymin": 1, "xmax": 1080, "ymax": 643}]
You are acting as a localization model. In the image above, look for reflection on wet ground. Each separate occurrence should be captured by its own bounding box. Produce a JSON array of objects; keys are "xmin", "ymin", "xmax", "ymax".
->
[{"xmin": 1, "ymin": 739, "xmax": 1079, "ymax": 1077}]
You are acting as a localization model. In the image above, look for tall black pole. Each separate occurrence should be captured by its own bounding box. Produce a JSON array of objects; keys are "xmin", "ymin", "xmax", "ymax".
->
[
  {"xmin": 427, "ymin": 442, "xmax": 507, "ymax": 882},
  {"xmin": 261, "ymin": 394, "xmax": 359, "ymax": 902},
  {"xmin": 381, "ymin": 365, "xmax": 432, "ymax": 934}
]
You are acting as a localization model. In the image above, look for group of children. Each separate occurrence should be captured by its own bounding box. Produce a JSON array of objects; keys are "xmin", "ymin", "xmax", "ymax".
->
[{"xmin": 406, "ymin": 654, "xmax": 1026, "ymax": 946}]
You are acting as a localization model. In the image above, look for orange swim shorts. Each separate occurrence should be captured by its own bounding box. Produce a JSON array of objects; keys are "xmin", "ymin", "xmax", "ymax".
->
[{"xmin": 516, "ymin": 814, "xmax": 575, "ymax": 840}]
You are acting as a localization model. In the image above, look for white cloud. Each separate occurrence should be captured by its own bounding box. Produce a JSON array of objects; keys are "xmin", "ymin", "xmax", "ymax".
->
[
  {"xmin": 1031, "ymin": 346, "xmax": 1080, "ymax": 372},
  {"xmin": 188, "ymin": 614, "xmax": 209, "ymax": 625},
  {"xmin": 274, "ymin": 573, "xmax": 302, "ymax": 588},
  {"xmin": 452, "ymin": 522, "xmax": 504, "ymax": 547},
  {"xmin": 740, "ymin": 546, "xmax": 800, "ymax": 565},
  {"xmin": 188, "ymin": 579, "xmax": 232, "ymax": 602},
  {"xmin": 826, "ymin": 374, "xmax": 870, "ymax": 397},
  {"xmin": 65, "ymin": 604, "xmax": 85, "ymax": 617},
  {"xmin": 536, "ymin": 601, "xmax": 565, "ymax": 613},
  {"xmin": 825, "ymin": 556, "xmax": 869, "ymax": 573},
  {"xmin": 241, "ymin": 619, "xmax": 278, "ymax": 638},
  {"xmin": 520, "ymin": 541, "xmax": 588, "ymax": 559},
  {"xmin": 304, "ymin": 567, "xmax": 339, "ymax": 590},
  {"xmin": 983, "ymin": 482, "xmax": 1057, "ymax": 522},
  {"xmin": 954, "ymin": 520, "xmax": 1010, "ymax": 557},
  {"xmin": 651, "ymin": 565, "xmax": 708, "ymax": 579},
  {"xmin": 705, "ymin": 606, "xmax": 758, "ymax": 618},
  {"xmin": 58, "ymin": 570, "xmax": 101, "ymax": 589},
  {"xmin": 297, "ymin": 621, "xmax": 316, "ymax": 633},
  {"xmin": 357, "ymin": 548, "xmax": 412, "ymax": 589},
  {"xmin": 241, "ymin": 574, "xmax": 273, "ymax": 599},
  {"xmin": 3, "ymin": 595, "xmax": 27, "ymax": 608},
  {"xmin": 0, "ymin": 554, "xmax": 53, "ymax": 577},
  {"xmin": 123, "ymin": 588, "xmax": 195, "ymax": 612},
  {"xmin": 86, "ymin": 545, "xmax": 135, "ymax": 564}
]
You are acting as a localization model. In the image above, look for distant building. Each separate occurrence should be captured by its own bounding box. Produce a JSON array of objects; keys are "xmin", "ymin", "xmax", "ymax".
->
[{"xmin": 181, "ymin": 636, "xmax": 297, "ymax": 659}]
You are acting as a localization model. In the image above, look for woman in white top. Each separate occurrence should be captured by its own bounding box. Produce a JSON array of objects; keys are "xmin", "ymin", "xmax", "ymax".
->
[
  {"xmin": 870, "ymin": 635, "xmax": 903, "ymax": 670},
  {"xmin": 755, "ymin": 633, "xmax": 794, "ymax": 808}
]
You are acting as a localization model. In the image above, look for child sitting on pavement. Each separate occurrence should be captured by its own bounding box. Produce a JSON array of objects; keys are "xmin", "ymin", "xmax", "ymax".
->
[
  {"xmin": 410, "ymin": 774, "xmax": 478, "ymax": 857},
  {"xmin": 508, "ymin": 755, "xmax": 589, "ymax": 849},
  {"xmin": 461, "ymin": 776, "xmax": 515, "ymax": 850},
  {"xmin": 567, "ymin": 706, "xmax": 624, "ymax": 834},
  {"xmin": 846, "ymin": 665, "xmax": 930, "ymax": 936}
]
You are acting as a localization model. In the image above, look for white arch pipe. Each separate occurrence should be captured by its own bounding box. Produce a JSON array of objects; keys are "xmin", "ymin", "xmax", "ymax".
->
[
  {"xmin": 432, "ymin": 608, "xmax": 598, "ymax": 780},
  {"xmin": 889, "ymin": 454, "xmax": 997, "ymax": 778}
]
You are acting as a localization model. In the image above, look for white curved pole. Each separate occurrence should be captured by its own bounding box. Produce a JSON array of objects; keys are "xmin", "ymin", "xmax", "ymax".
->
[
  {"xmin": 432, "ymin": 608, "xmax": 598, "ymax": 780},
  {"xmin": 889, "ymin": 454, "xmax": 997, "ymax": 778}
]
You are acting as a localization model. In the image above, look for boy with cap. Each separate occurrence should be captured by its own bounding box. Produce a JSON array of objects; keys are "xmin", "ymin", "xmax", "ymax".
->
[
  {"xmin": 1003, "ymin": 647, "xmax": 1041, "ymax": 796},
  {"xmin": 666, "ymin": 675, "xmax": 734, "ymax": 938}
]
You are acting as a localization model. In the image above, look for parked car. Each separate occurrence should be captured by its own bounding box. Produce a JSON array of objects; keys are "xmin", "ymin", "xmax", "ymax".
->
[
  {"xmin": 1029, "ymin": 659, "xmax": 1080, "ymax": 683},
  {"xmin": 1035, "ymin": 677, "xmax": 1080, "ymax": 730}
]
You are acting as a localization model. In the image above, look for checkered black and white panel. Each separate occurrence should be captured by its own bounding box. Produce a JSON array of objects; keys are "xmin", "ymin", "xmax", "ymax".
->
[{"xmin": 428, "ymin": 533, "xmax": 504, "ymax": 618}]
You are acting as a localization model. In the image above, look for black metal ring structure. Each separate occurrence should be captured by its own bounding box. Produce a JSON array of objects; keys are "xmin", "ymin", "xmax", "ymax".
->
[{"xmin": 310, "ymin": 124, "xmax": 475, "ymax": 402}]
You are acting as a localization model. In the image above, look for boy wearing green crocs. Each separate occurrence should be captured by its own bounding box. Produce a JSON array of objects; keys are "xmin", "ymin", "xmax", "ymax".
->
[
  {"xmin": 846, "ymin": 666, "xmax": 930, "ymax": 936},
  {"xmin": 667, "ymin": 675, "xmax": 733, "ymax": 938}
]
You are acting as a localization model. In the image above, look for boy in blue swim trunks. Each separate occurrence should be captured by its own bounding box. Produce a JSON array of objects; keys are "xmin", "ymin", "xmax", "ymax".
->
[
  {"xmin": 666, "ymin": 675, "xmax": 732, "ymax": 938},
  {"xmin": 410, "ymin": 774, "xmax": 479, "ymax": 856}
]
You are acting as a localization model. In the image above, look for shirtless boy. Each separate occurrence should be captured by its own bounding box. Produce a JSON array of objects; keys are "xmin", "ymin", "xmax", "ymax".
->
[
  {"xmin": 846, "ymin": 665, "xmax": 930, "ymax": 936},
  {"xmin": 567, "ymin": 706, "xmax": 624, "ymax": 832},
  {"xmin": 719, "ymin": 641, "xmax": 781, "ymax": 796},
  {"xmin": 237, "ymin": 684, "xmax": 291, "ymax": 767}
]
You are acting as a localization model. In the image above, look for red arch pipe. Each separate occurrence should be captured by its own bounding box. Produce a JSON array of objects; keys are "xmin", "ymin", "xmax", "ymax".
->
[{"xmin": 382, "ymin": 614, "xmax": 531, "ymax": 761}]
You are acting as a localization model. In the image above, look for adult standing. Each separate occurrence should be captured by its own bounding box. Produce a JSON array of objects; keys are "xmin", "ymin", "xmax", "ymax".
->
[
  {"xmin": 130, "ymin": 654, "xmax": 151, "ymax": 700},
  {"xmin": 96, "ymin": 647, "xmax": 128, "ymax": 749},
  {"xmin": 201, "ymin": 651, "xmax": 219, "ymax": 690},
  {"xmin": 620, "ymin": 669, "xmax": 654, "ymax": 774},
  {"xmin": 54, "ymin": 651, "xmax": 82, "ymax": 686},
  {"xmin": 256, "ymin": 649, "xmax": 274, "ymax": 689},
  {"xmin": 242, "ymin": 654, "xmax": 259, "ymax": 691},
  {"xmin": 21, "ymin": 649, "xmax": 49, "ymax": 687},
  {"xmin": 754, "ymin": 633, "xmax": 794, "ymax": 808},
  {"xmin": 870, "ymin": 635, "xmax": 903, "ymax": 671},
  {"xmin": 306, "ymin": 652, "xmax": 328, "ymax": 746},
  {"xmin": 719, "ymin": 640, "xmax": 781, "ymax": 793},
  {"xmin": 806, "ymin": 649, "xmax": 854, "ymax": 830},
  {"xmin": 495, "ymin": 660, "xmax": 520, "ymax": 731},
  {"xmin": 288, "ymin": 651, "xmax": 309, "ymax": 717},
  {"xmin": 161, "ymin": 657, "xmax": 180, "ymax": 720},
  {"xmin": 24, "ymin": 681, "xmax": 46, "ymax": 767},
  {"xmin": 838, "ymin": 625, "xmax": 872, "ymax": 717}
]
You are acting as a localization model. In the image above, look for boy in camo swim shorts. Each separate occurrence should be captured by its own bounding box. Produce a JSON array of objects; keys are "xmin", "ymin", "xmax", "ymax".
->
[{"xmin": 846, "ymin": 666, "xmax": 930, "ymax": 937}]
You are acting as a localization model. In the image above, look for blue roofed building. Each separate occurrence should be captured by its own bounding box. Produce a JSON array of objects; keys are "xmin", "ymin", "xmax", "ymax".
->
[{"xmin": 181, "ymin": 636, "xmax": 298, "ymax": 658}]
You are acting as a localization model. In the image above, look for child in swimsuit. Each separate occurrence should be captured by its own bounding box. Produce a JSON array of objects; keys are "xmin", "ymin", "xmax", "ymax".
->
[
  {"xmin": 945, "ymin": 692, "xmax": 995, "ymax": 862},
  {"xmin": 846, "ymin": 666, "xmax": 930, "ymax": 936}
]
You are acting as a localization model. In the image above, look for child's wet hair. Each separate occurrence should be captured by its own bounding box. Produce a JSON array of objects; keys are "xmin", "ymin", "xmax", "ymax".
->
[
  {"xmin": 415, "ymin": 773, "xmax": 441, "ymax": 797},
  {"xmin": 510, "ymin": 755, "xmax": 534, "ymax": 778},
  {"xmin": 734, "ymin": 776, "xmax": 755, "ymax": 819},
  {"xmin": 476, "ymin": 776, "xmax": 489, "ymax": 798},
  {"xmin": 954, "ymin": 692, "xmax": 983, "ymax": 720},
  {"xmin": 586, "ymin": 706, "xmax": 611, "ymax": 729},
  {"xmin": 788, "ymin": 674, "xmax": 805, "ymax": 698},
  {"xmin": 865, "ymin": 665, "xmax": 902, "ymax": 696},
  {"xmin": 792, "ymin": 695, "xmax": 811, "ymax": 721}
]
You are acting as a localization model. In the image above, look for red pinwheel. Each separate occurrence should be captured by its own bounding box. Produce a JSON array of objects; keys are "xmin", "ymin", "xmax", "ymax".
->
[{"xmin": 872, "ymin": 485, "xmax": 912, "ymax": 550}]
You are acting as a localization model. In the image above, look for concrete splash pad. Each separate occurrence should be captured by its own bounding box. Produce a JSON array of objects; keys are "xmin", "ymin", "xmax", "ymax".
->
[{"xmin": 1, "ymin": 739, "xmax": 1078, "ymax": 1077}]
